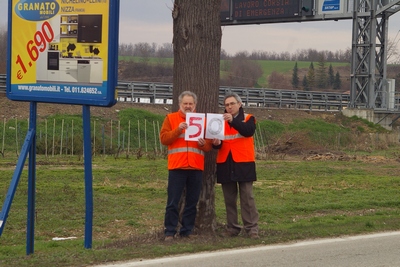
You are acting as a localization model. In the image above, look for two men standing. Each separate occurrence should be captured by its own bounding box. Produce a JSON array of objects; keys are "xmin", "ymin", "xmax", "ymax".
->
[{"xmin": 160, "ymin": 91, "xmax": 259, "ymax": 241}]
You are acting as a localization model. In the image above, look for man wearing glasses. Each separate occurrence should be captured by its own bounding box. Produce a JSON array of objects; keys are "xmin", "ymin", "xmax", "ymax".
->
[{"xmin": 212, "ymin": 93, "xmax": 259, "ymax": 239}]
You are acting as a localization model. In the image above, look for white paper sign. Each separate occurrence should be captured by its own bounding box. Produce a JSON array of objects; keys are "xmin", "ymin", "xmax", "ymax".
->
[
  {"xmin": 205, "ymin": 113, "xmax": 225, "ymax": 140},
  {"xmin": 185, "ymin": 113, "xmax": 205, "ymax": 141}
]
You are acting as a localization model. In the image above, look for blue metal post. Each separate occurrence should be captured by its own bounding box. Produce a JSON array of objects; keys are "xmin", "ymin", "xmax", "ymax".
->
[
  {"xmin": 26, "ymin": 102, "xmax": 37, "ymax": 254},
  {"xmin": 0, "ymin": 131, "xmax": 34, "ymax": 237},
  {"xmin": 82, "ymin": 105, "xmax": 93, "ymax": 248}
]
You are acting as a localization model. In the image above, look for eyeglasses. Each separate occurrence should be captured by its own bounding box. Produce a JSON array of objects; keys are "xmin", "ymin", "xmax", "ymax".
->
[{"xmin": 224, "ymin": 102, "xmax": 237, "ymax": 107}]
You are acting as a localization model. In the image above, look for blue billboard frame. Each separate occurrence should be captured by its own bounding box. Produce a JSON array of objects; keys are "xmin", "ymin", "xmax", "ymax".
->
[{"xmin": 6, "ymin": 0, "xmax": 119, "ymax": 107}]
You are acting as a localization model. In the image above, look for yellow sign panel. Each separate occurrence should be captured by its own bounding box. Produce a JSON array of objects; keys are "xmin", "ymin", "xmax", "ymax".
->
[{"xmin": 8, "ymin": 0, "xmax": 119, "ymax": 106}]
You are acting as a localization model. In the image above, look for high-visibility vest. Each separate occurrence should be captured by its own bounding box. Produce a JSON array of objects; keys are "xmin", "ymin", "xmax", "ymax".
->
[
  {"xmin": 167, "ymin": 112, "xmax": 205, "ymax": 170},
  {"xmin": 216, "ymin": 114, "xmax": 255, "ymax": 163}
]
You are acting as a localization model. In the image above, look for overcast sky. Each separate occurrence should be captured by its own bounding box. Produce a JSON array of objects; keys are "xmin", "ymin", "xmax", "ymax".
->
[{"xmin": 1, "ymin": 0, "xmax": 400, "ymax": 56}]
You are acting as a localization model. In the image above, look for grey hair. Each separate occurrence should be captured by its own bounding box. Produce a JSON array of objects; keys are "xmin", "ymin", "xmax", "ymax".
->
[
  {"xmin": 179, "ymin": 91, "xmax": 198, "ymax": 104},
  {"xmin": 224, "ymin": 93, "xmax": 242, "ymax": 104}
]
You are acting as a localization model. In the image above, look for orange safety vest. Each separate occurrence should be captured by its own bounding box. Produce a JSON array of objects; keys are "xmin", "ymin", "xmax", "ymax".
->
[
  {"xmin": 166, "ymin": 112, "xmax": 205, "ymax": 170},
  {"xmin": 216, "ymin": 114, "xmax": 255, "ymax": 163}
]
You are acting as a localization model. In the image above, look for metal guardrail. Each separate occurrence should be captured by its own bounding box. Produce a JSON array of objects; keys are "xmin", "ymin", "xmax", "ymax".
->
[
  {"xmin": 0, "ymin": 74, "xmax": 6, "ymax": 94},
  {"xmin": 115, "ymin": 79, "xmax": 350, "ymax": 111},
  {"xmin": 0, "ymin": 74, "xmax": 349, "ymax": 111}
]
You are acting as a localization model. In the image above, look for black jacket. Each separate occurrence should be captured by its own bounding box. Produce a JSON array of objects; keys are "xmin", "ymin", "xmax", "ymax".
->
[{"xmin": 213, "ymin": 107, "xmax": 257, "ymax": 184}]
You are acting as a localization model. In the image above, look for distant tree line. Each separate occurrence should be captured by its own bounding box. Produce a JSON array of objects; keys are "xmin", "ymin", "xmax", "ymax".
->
[
  {"xmin": 291, "ymin": 58, "xmax": 342, "ymax": 91},
  {"xmin": 221, "ymin": 48, "xmax": 353, "ymax": 63},
  {"xmin": 269, "ymin": 59, "xmax": 345, "ymax": 91},
  {"xmin": 119, "ymin": 60, "xmax": 174, "ymax": 83},
  {"xmin": 118, "ymin": 42, "xmax": 352, "ymax": 63},
  {"xmin": 119, "ymin": 42, "xmax": 174, "ymax": 58}
]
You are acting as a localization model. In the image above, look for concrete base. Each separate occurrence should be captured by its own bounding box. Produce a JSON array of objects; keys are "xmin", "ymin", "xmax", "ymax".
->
[{"xmin": 342, "ymin": 109, "xmax": 393, "ymax": 130}]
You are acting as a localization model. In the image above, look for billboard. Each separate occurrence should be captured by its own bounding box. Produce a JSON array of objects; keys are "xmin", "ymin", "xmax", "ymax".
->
[{"xmin": 6, "ymin": 0, "xmax": 120, "ymax": 107}]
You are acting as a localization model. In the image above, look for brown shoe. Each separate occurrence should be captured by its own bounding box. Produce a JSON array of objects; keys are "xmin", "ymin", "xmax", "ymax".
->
[
  {"xmin": 164, "ymin": 236, "xmax": 174, "ymax": 242},
  {"xmin": 221, "ymin": 230, "xmax": 239, "ymax": 237},
  {"xmin": 180, "ymin": 234, "xmax": 198, "ymax": 239},
  {"xmin": 250, "ymin": 233, "xmax": 259, "ymax": 239}
]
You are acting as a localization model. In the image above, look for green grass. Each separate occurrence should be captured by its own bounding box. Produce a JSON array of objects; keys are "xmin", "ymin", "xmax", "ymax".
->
[
  {"xmin": 1, "ymin": 155, "xmax": 400, "ymax": 266},
  {"xmin": 255, "ymin": 60, "xmax": 349, "ymax": 87},
  {"xmin": 0, "ymin": 106, "xmax": 399, "ymax": 266}
]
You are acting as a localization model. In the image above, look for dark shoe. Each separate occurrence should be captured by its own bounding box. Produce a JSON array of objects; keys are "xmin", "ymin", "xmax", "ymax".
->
[
  {"xmin": 164, "ymin": 235, "xmax": 174, "ymax": 242},
  {"xmin": 180, "ymin": 234, "xmax": 198, "ymax": 239},
  {"xmin": 221, "ymin": 230, "xmax": 239, "ymax": 237},
  {"xmin": 250, "ymin": 233, "xmax": 259, "ymax": 239}
]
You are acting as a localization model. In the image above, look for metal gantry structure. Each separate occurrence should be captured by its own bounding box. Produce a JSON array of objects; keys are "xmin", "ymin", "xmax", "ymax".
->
[
  {"xmin": 350, "ymin": 0, "xmax": 400, "ymax": 111},
  {"xmin": 221, "ymin": 0, "xmax": 400, "ymax": 113}
]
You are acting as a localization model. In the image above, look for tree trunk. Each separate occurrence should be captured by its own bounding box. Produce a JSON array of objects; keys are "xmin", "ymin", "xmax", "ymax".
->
[
  {"xmin": 0, "ymin": 29, "xmax": 7, "ymax": 73},
  {"xmin": 172, "ymin": 0, "xmax": 222, "ymax": 232}
]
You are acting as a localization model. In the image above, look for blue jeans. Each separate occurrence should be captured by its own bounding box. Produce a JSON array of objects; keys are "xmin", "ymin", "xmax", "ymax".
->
[{"xmin": 164, "ymin": 169, "xmax": 203, "ymax": 237}]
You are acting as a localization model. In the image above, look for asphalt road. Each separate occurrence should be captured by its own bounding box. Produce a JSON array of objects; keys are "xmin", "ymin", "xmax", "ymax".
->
[{"xmin": 94, "ymin": 231, "xmax": 400, "ymax": 267}]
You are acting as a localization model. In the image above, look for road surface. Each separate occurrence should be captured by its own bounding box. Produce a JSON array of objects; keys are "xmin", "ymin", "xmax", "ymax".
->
[{"xmin": 94, "ymin": 231, "xmax": 400, "ymax": 267}]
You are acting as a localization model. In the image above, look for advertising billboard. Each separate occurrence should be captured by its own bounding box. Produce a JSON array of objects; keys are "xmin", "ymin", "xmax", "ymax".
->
[{"xmin": 6, "ymin": 0, "xmax": 120, "ymax": 107}]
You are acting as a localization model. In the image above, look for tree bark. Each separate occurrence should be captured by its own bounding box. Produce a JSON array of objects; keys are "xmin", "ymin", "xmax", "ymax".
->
[
  {"xmin": 0, "ymin": 28, "xmax": 7, "ymax": 73},
  {"xmin": 172, "ymin": 0, "xmax": 222, "ymax": 232}
]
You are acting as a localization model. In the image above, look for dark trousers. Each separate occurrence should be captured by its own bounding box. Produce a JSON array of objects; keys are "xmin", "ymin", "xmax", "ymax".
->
[
  {"xmin": 164, "ymin": 169, "xmax": 203, "ymax": 236},
  {"xmin": 222, "ymin": 181, "xmax": 259, "ymax": 235}
]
